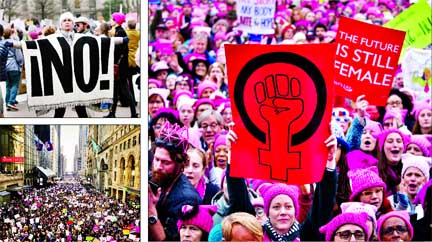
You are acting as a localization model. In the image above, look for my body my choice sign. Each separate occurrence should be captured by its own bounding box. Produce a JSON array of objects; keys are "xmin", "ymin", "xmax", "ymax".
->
[{"xmin": 22, "ymin": 34, "xmax": 115, "ymax": 111}]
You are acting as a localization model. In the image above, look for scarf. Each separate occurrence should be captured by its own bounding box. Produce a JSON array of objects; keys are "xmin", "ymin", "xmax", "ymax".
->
[
  {"xmin": 196, "ymin": 176, "xmax": 207, "ymax": 199},
  {"xmin": 263, "ymin": 219, "xmax": 301, "ymax": 242}
]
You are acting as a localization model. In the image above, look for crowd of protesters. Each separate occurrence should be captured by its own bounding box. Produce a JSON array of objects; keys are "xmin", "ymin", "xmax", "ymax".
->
[
  {"xmin": 0, "ymin": 181, "xmax": 140, "ymax": 241},
  {"xmin": 148, "ymin": 0, "xmax": 431, "ymax": 241},
  {"xmin": 0, "ymin": 10, "xmax": 140, "ymax": 118}
]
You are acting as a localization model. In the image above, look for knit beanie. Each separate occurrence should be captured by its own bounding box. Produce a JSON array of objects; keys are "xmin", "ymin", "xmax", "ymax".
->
[
  {"xmin": 59, "ymin": 12, "xmax": 74, "ymax": 24},
  {"xmin": 364, "ymin": 119, "xmax": 383, "ymax": 136},
  {"xmin": 149, "ymin": 78, "xmax": 162, "ymax": 88},
  {"xmin": 173, "ymin": 90, "xmax": 194, "ymax": 107},
  {"xmin": 348, "ymin": 166, "xmax": 387, "ymax": 200},
  {"xmin": 383, "ymin": 108, "xmax": 407, "ymax": 123},
  {"xmin": 263, "ymin": 183, "xmax": 299, "ymax": 216},
  {"xmin": 112, "ymin": 12, "xmax": 126, "ymax": 25},
  {"xmin": 376, "ymin": 211, "xmax": 413, "ymax": 241},
  {"xmin": 412, "ymin": 99, "xmax": 431, "ymax": 121},
  {"xmin": 197, "ymin": 81, "xmax": 218, "ymax": 98},
  {"xmin": 401, "ymin": 153, "xmax": 430, "ymax": 179},
  {"xmin": 376, "ymin": 128, "xmax": 410, "ymax": 152},
  {"xmin": 340, "ymin": 202, "xmax": 378, "ymax": 229},
  {"xmin": 149, "ymin": 88, "xmax": 170, "ymax": 108},
  {"xmin": 319, "ymin": 212, "xmax": 369, "ymax": 242},
  {"xmin": 214, "ymin": 133, "xmax": 227, "ymax": 150},
  {"xmin": 208, "ymin": 223, "xmax": 223, "ymax": 242},
  {"xmin": 346, "ymin": 150, "xmax": 378, "ymax": 171},
  {"xmin": 177, "ymin": 204, "xmax": 218, "ymax": 233},
  {"xmin": 193, "ymin": 98, "xmax": 215, "ymax": 112},
  {"xmin": 408, "ymin": 134, "xmax": 431, "ymax": 157}
]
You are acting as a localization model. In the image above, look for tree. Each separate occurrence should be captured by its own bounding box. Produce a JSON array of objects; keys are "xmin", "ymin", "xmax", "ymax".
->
[
  {"xmin": 0, "ymin": 0, "xmax": 19, "ymax": 22},
  {"xmin": 32, "ymin": 0, "xmax": 57, "ymax": 20},
  {"xmin": 102, "ymin": 0, "xmax": 126, "ymax": 21}
]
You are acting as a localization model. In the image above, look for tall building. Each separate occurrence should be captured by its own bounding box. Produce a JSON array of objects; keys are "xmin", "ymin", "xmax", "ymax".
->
[
  {"xmin": 24, "ymin": 125, "xmax": 38, "ymax": 186},
  {"xmin": 0, "ymin": 126, "xmax": 25, "ymax": 202},
  {"xmin": 74, "ymin": 144, "xmax": 80, "ymax": 174},
  {"xmin": 57, "ymin": 125, "xmax": 62, "ymax": 178},
  {"xmin": 50, "ymin": 126, "xmax": 60, "ymax": 176},
  {"xmin": 78, "ymin": 125, "xmax": 89, "ymax": 176}
]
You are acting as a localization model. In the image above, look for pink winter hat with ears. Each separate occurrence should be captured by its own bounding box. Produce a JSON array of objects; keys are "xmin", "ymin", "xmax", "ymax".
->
[
  {"xmin": 112, "ymin": 12, "xmax": 126, "ymax": 25},
  {"xmin": 407, "ymin": 134, "xmax": 431, "ymax": 157},
  {"xmin": 348, "ymin": 166, "xmax": 387, "ymax": 201},
  {"xmin": 377, "ymin": 211, "xmax": 414, "ymax": 241},
  {"xmin": 197, "ymin": 81, "xmax": 218, "ymax": 98},
  {"xmin": 177, "ymin": 204, "xmax": 218, "ymax": 233},
  {"xmin": 263, "ymin": 183, "xmax": 299, "ymax": 216},
  {"xmin": 412, "ymin": 99, "xmax": 431, "ymax": 120},
  {"xmin": 376, "ymin": 128, "xmax": 411, "ymax": 152},
  {"xmin": 320, "ymin": 212, "xmax": 369, "ymax": 242}
]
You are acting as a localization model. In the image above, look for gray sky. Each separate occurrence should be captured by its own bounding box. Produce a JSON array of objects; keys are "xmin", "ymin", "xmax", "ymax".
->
[{"xmin": 60, "ymin": 125, "xmax": 79, "ymax": 172}]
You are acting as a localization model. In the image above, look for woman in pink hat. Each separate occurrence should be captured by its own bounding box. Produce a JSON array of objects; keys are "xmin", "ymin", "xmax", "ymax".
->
[
  {"xmin": 177, "ymin": 204, "xmax": 218, "ymax": 242},
  {"xmin": 376, "ymin": 211, "xmax": 413, "ymax": 242},
  {"xmin": 411, "ymin": 99, "xmax": 431, "ymax": 135}
]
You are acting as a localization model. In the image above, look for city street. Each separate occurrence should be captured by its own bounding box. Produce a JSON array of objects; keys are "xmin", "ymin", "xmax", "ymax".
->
[
  {"xmin": 0, "ymin": 82, "xmax": 141, "ymax": 118},
  {"xmin": 0, "ymin": 179, "xmax": 140, "ymax": 241}
]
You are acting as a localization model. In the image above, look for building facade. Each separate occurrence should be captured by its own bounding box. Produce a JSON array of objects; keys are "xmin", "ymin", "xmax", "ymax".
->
[{"xmin": 87, "ymin": 125, "xmax": 140, "ymax": 203}]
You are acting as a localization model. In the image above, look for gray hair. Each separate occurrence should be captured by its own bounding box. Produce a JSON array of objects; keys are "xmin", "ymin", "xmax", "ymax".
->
[{"xmin": 197, "ymin": 109, "xmax": 224, "ymax": 127}]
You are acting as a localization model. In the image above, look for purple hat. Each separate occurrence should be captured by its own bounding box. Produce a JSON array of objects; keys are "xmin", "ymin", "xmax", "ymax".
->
[
  {"xmin": 197, "ymin": 81, "xmax": 218, "ymax": 98},
  {"xmin": 153, "ymin": 107, "xmax": 179, "ymax": 120},
  {"xmin": 251, "ymin": 179, "xmax": 267, "ymax": 191},
  {"xmin": 177, "ymin": 205, "xmax": 218, "ymax": 233},
  {"xmin": 294, "ymin": 20, "xmax": 310, "ymax": 30},
  {"xmin": 151, "ymin": 61, "xmax": 170, "ymax": 73},
  {"xmin": 366, "ymin": 7, "xmax": 382, "ymax": 18},
  {"xmin": 263, "ymin": 183, "xmax": 299, "ymax": 216},
  {"xmin": 319, "ymin": 212, "xmax": 369, "ymax": 242},
  {"xmin": 149, "ymin": 78, "xmax": 162, "ymax": 88},
  {"xmin": 184, "ymin": 53, "xmax": 206, "ymax": 65},
  {"xmin": 193, "ymin": 98, "xmax": 215, "ymax": 111},
  {"xmin": 112, "ymin": 12, "xmax": 126, "ymax": 25},
  {"xmin": 408, "ymin": 134, "xmax": 431, "ymax": 157},
  {"xmin": 376, "ymin": 128, "xmax": 411, "ymax": 152},
  {"xmin": 173, "ymin": 90, "xmax": 193, "ymax": 107},
  {"xmin": 364, "ymin": 119, "xmax": 383, "ymax": 136},
  {"xmin": 401, "ymin": 153, "xmax": 430, "ymax": 179},
  {"xmin": 348, "ymin": 166, "xmax": 387, "ymax": 200},
  {"xmin": 413, "ymin": 179, "xmax": 432, "ymax": 207},
  {"xmin": 377, "ymin": 211, "xmax": 413, "ymax": 241},
  {"xmin": 214, "ymin": 32, "xmax": 227, "ymax": 42},
  {"xmin": 214, "ymin": 133, "xmax": 227, "ymax": 150},
  {"xmin": 346, "ymin": 150, "xmax": 378, "ymax": 171}
]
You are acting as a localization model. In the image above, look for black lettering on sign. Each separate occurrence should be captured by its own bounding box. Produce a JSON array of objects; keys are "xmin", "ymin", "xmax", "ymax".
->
[
  {"xmin": 30, "ymin": 56, "xmax": 42, "ymax": 97},
  {"xmin": 39, "ymin": 37, "xmax": 73, "ymax": 96},
  {"xmin": 100, "ymin": 38, "xmax": 111, "ymax": 90},
  {"xmin": 74, "ymin": 36, "xmax": 99, "ymax": 93}
]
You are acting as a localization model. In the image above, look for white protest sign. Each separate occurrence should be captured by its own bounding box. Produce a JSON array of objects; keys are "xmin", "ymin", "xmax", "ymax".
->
[
  {"xmin": 401, "ymin": 47, "xmax": 432, "ymax": 101},
  {"xmin": 236, "ymin": 0, "xmax": 276, "ymax": 34},
  {"xmin": 22, "ymin": 34, "xmax": 115, "ymax": 111}
]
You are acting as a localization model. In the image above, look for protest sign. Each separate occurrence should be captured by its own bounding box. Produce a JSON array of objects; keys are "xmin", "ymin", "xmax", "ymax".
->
[
  {"xmin": 384, "ymin": 0, "xmax": 432, "ymax": 62},
  {"xmin": 225, "ymin": 43, "xmax": 335, "ymax": 184},
  {"xmin": 236, "ymin": 0, "xmax": 276, "ymax": 34},
  {"xmin": 401, "ymin": 47, "xmax": 432, "ymax": 101},
  {"xmin": 22, "ymin": 34, "xmax": 115, "ymax": 111},
  {"xmin": 334, "ymin": 17, "xmax": 405, "ymax": 106}
]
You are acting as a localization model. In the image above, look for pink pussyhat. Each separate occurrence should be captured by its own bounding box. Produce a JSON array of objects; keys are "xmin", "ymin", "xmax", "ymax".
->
[{"xmin": 112, "ymin": 12, "xmax": 126, "ymax": 25}]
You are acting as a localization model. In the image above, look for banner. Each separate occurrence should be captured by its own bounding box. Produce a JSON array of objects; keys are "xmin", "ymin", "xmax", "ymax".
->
[
  {"xmin": 401, "ymin": 47, "xmax": 432, "ymax": 101},
  {"xmin": 225, "ymin": 44, "xmax": 335, "ymax": 184},
  {"xmin": 236, "ymin": 0, "xmax": 276, "ymax": 35},
  {"xmin": 334, "ymin": 17, "xmax": 405, "ymax": 106},
  {"xmin": 22, "ymin": 34, "xmax": 115, "ymax": 111},
  {"xmin": 0, "ymin": 157, "xmax": 24, "ymax": 163},
  {"xmin": 384, "ymin": 0, "xmax": 432, "ymax": 62}
]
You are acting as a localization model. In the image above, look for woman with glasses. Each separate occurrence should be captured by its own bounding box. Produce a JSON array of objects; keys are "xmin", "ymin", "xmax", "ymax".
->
[
  {"xmin": 148, "ymin": 88, "xmax": 169, "ymax": 120},
  {"xmin": 320, "ymin": 212, "xmax": 369, "ymax": 242},
  {"xmin": 377, "ymin": 211, "xmax": 413, "ymax": 242},
  {"xmin": 379, "ymin": 89, "xmax": 415, "ymax": 131}
]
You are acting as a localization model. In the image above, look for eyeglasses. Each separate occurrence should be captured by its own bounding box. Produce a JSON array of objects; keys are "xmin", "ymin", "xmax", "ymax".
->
[
  {"xmin": 387, "ymin": 100, "xmax": 402, "ymax": 106},
  {"xmin": 152, "ymin": 124, "xmax": 162, "ymax": 130},
  {"xmin": 361, "ymin": 187, "xmax": 383, "ymax": 197},
  {"xmin": 335, "ymin": 230, "xmax": 365, "ymax": 241},
  {"xmin": 382, "ymin": 225, "xmax": 408, "ymax": 236},
  {"xmin": 201, "ymin": 123, "xmax": 219, "ymax": 130}
]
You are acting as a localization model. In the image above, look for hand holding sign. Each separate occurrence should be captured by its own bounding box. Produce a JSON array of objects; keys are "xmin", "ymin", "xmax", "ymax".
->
[{"xmin": 255, "ymin": 74, "xmax": 304, "ymax": 181}]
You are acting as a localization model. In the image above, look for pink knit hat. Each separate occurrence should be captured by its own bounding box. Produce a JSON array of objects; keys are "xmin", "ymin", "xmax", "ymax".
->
[
  {"xmin": 188, "ymin": 128, "xmax": 203, "ymax": 150},
  {"xmin": 193, "ymin": 98, "xmax": 215, "ymax": 111},
  {"xmin": 173, "ymin": 90, "xmax": 193, "ymax": 107},
  {"xmin": 364, "ymin": 119, "xmax": 383, "ymax": 136},
  {"xmin": 340, "ymin": 202, "xmax": 378, "ymax": 228},
  {"xmin": 407, "ymin": 134, "xmax": 431, "ymax": 157},
  {"xmin": 214, "ymin": 133, "xmax": 227, "ymax": 150},
  {"xmin": 346, "ymin": 150, "xmax": 378, "ymax": 171},
  {"xmin": 263, "ymin": 183, "xmax": 299, "ymax": 216},
  {"xmin": 376, "ymin": 128, "xmax": 410, "ymax": 152},
  {"xmin": 348, "ymin": 166, "xmax": 387, "ymax": 200},
  {"xmin": 151, "ymin": 61, "xmax": 170, "ymax": 73},
  {"xmin": 412, "ymin": 99, "xmax": 431, "ymax": 121},
  {"xmin": 149, "ymin": 88, "xmax": 170, "ymax": 107},
  {"xmin": 319, "ymin": 212, "xmax": 369, "ymax": 242},
  {"xmin": 197, "ymin": 81, "xmax": 218, "ymax": 98},
  {"xmin": 401, "ymin": 153, "xmax": 430, "ymax": 179},
  {"xmin": 112, "ymin": 12, "xmax": 126, "ymax": 25},
  {"xmin": 177, "ymin": 204, "xmax": 218, "ymax": 233},
  {"xmin": 377, "ymin": 211, "xmax": 413, "ymax": 241},
  {"xmin": 383, "ymin": 108, "xmax": 408, "ymax": 123},
  {"xmin": 149, "ymin": 78, "xmax": 162, "ymax": 88}
]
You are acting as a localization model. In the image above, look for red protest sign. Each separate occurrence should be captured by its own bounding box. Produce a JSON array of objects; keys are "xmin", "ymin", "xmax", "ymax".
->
[
  {"xmin": 225, "ymin": 44, "xmax": 335, "ymax": 184},
  {"xmin": 334, "ymin": 17, "xmax": 406, "ymax": 106}
]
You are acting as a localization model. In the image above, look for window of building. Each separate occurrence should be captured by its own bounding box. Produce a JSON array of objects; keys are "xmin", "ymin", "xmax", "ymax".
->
[
  {"xmin": 133, "ymin": 136, "xmax": 137, "ymax": 146},
  {"xmin": 128, "ymin": 139, "xmax": 131, "ymax": 149}
]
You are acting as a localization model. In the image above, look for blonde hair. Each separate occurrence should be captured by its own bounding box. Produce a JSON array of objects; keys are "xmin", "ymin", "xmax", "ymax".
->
[{"xmin": 222, "ymin": 212, "xmax": 263, "ymax": 241}]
